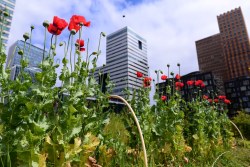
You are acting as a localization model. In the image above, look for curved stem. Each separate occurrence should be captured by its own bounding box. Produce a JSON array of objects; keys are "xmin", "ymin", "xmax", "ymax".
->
[
  {"xmin": 109, "ymin": 95, "xmax": 148, "ymax": 167},
  {"xmin": 229, "ymin": 120, "xmax": 245, "ymax": 146},
  {"xmin": 211, "ymin": 151, "xmax": 230, "ymax": 167}
]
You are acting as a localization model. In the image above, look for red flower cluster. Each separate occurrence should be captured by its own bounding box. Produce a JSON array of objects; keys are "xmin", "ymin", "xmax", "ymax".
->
[
  {"xmin": 48, "ymin": 16, "xmax": 68, "ymax": 35},
  {"xmin": 207, "ymin": 95, "xmax": 231, "ymax": 105},
  {"xmin": 195, "ymin": 80, "xmax": 205, "ymax": 88},
  {"xmin": 143, "ymin": 77, "xmax": 152, "ymax": 88},
  {"xmin": 68, "ymin": 15, "xmax": 90, "ymax": 32},
  {"xmin": 76, "ymin": 39, "xmax": 85, "ymax": 51},
  {"xmin": 161, "ymin": 95, "xmax": 167, "ymax": 101},
  {"xmin": 175, "ymin": 81, "xmax": 184, "ymax": 90},
  {"xmin": 136, "ymin": 71, "xmax": 143, "ymax": 78},
  {"xmin": 187, "ymin": 80, "xmax": 194, "ymax": 86},
  {"xmin": 161, "ymin": 75, "xmax": 167, "ymax": 80}
]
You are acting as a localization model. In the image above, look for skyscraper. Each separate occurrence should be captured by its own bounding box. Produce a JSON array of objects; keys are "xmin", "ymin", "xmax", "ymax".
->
[
  {"xmin": 7, "ymin": 40, "xmax": 47, "ymax": 68},
  {"xmin": 196, "ymin": 7, "xmax": 250, "ymax": 85},
  {"xmin": 94, "ymin": 27, "xmax": 148, "ymax": 97},
  {"xmin": 0, "ymin": 0, "xmax": 16, "ymax": 48},
  {"xmin": 217, "ymin": 7, "xmax": 250, "ymax": 80}
]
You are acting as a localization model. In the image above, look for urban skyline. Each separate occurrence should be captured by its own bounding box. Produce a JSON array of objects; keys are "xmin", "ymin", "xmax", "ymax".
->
[{"xmin": 6, "ymin": 0, "xmax": 250, "ymax": 82}]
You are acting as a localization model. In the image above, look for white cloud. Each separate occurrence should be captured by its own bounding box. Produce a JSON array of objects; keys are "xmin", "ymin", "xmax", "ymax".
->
[{"xmin": 7, "ymin": 0, "xmax": 250, "ymax": 85}]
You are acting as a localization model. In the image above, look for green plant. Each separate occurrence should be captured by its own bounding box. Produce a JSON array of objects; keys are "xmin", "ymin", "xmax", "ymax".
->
[{"xmin": 232, "ymin": 111, "xmax": 250, "ymax": 140}]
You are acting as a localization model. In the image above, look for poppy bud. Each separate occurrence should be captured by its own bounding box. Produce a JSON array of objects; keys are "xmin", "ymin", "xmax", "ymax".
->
[
  {"xmin": 154, "ymin": 70, "xmax": 157, "ymax": 74},
  {"xmin": 18, "ymin": 50, "xmax": 24, "ymax": 55},
  {"xmin": 70, "ymin": 29, "xmax": 76, "ymax": 35},
  {"xmin": 30, "ymin": 25, "xmax": 35, "ymax": 30},
  {"xmin": 3, "ymin": 11, "xmax": 9, "ymax": 17},
  {"xmin": 59, "ymin": 42, "xmax": 64, "ymax": 46},
  {"xmin": 51, "ymin": 44, "xmax": 55, "ymax": 50},
  {"xmin": 177, "ymin": 63, "xmax": 180, "ymax": 67},
  {"xmin": 53, "ymin": 51, "xmax": 56, "ymax": 56},
  {"xmin": 101, "ymin": 32, "xmax": 106, "ymax": 37},
  {"xmin": 23, "ymin": 32, "xmax": 30, "ymax": 40},
  {"xmin": 92, "ymin": 51, "xmax": 98, "ymax": 55},
  {"xmin": 76, "ymin": 50, "xmax": 80, "ymax": 55},
  {"xmin": 170, "ymin": 72, "xmax": 174, "ymax": 76},
  {"xmin": 167, "ymin": 64, "xmax": 170, "ymax": 67},
  {"xmin": 43, "ymin": 20, "xmax": 49, "ymax": 27}
]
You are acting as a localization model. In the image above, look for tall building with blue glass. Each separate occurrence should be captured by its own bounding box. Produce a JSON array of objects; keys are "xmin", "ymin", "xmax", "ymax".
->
[
  {"xmin": 0, "ymin": 0, "xmax": 16, "ymax": 48},
  {"xmin": 7, "ymin": 40, "xmax": 47, "ymax": 81},
  {"xmin": 7, "ymin": 40, "xmax": 47, "ymax": 68},
  {"xmin": 94, "ymin": 26, "xmax": 148, "ymax": 97}
]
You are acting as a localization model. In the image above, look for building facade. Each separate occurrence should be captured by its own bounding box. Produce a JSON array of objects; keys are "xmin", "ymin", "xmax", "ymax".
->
[
  {"xmin": 0, "ymin": 0, "xmax": 16, "ymax": 48},
  {"xmin": 196, "ymin": 7, "xmax": 250, "ymax": 87},
  {"xmin": 94, "ymin": 27, "xmax": 148, "ymax": 97},
  {"xmin": 224, "ymin": 76, "xmax": 250, "ymax": 114},
  {"xmin": 7, "ymin": 40, "xmax": 47, "ymax": 68}
]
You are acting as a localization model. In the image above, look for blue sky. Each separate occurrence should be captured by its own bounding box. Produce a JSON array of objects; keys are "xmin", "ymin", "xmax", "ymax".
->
[{"xmin": 7, "ymin": 0, "xmax": 250, "ymax": 80}]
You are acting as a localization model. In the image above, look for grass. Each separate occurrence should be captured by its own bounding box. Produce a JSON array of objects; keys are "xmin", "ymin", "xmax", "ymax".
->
[{"xmin": 213, "ymin": 140, "xmax": 250, "ymax": 167}]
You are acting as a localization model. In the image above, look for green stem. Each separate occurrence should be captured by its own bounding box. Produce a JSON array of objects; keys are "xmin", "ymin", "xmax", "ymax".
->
[
  {"xmin": 69, "ymin": 34, "xmax": 74, "ymax": 83},
  {"xmin": 27, "ymin": 29, "xmax": 33, "ymax": 66},
  {"xmin": 42, "ymin": 27, "xmax": 47, "ymax": 64},
  {"xmin": 48, "ymin": 35, "xmax": 54, "ymax": 58},
  {"xmin": 64, "ymin": 34, "xmax": 71, "ymax": 60}
]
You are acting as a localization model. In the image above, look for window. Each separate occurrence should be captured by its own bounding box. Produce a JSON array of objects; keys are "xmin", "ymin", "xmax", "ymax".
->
[{"xmin": 138, "ymin": 40, "xmax": 142, "ymax": 50}]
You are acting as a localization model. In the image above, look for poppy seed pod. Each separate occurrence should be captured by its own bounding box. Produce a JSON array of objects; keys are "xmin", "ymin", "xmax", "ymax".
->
[
  {"xmin": 59, "ymin": 42, "xmax": 64, "ymax": 46},
  {"xmin": 23, "ymin": 33, "xmax": 30, "ymax": 40},
  {"xmin": 167, "ymin": 64, "xmax": 170, "ymax": 67},
  {"xmin": 177, "ymin": 63, "xmax": 180, "ymax": 67},
  {"xmin": 170, "ymin": 72, "xmax": 174, "ymax": 76},
  {"xmin": 70, "ymin": 29, "xmax": 76, "ymax": 35},
  {"xmin": 31, "ymin": 25, "xmax": 35, "ymax": 30},
  {"xmin": 101, "ymin": 32, "xmax": 106, "ymax": 37},
  {"xmin": 3, "ymin": 11, "xmax": 9, "ymax": 17},
  {"xmin": 18, "ymin": 50, "xmax": 24, "ymax": 55},
  {"xmin": 43, "ymin": 20, "xmax": 49, "ymax": 27},
  {"xmin": 92, "ymin": 51, "xmax": 98, "ymax": 55}
]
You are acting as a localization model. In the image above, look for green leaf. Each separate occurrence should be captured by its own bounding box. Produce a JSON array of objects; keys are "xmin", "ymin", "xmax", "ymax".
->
[
  {"xmin": 69, "ymin": 104, "xmax": 77, "ymax": 113},
  {"xmin": 192, "ymin": 134, "xmax": 199, "ymax": 140}
]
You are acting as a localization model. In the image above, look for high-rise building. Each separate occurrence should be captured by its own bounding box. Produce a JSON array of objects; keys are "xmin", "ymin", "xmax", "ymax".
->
[
  {"xmin": 94, "ymin": 27, "xmax": 148, "ymax": 97},
  {"xmin": 196, "ymin": 7, "xmax": 250, "ymax": 85},
  {"xmin": 195, "ymin": 34, "xmax": 225, "ymax": 93},
  {"xmin": 0, "ymin": 0, "xmax": 16, "ymax": 48},
  {"xmin": 217, "ymin": 7, "xmax": 250, "ymax": 80},
  {"xmin": 6, "ymin": 40, "xmax": 47, "ymax": 68}
]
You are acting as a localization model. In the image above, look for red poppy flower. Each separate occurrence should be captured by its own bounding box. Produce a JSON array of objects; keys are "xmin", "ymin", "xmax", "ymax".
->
[
  {"xmin": 175, "ymin": 81, "xmax": 184, "ymax": 90},
  {"xmin": 201, "ymin": 83, "xmax": 205, "ymax": 88},
  {"xmin": 76, "ymin": 39, "xmax": 85, "ymax": 52},
  {"xmin": 224, "ymin": 99, "xmax": 231, "ymax": 104},
  {"xmin": 161, "ymin": 75, "xmax": 167, "ymax": 80},
  {"xmin": 203, "ymin": 95, "xmax": 208, "ymax": 100},
  {"xmin": 214, "ymin": 99, "xmax": 219, "ymax": 103},
  {"xmin": 143, "ymin": 77, "xmax": 152, "ymax": 87},
  {"xmin": 195, "ymin": 80, "xmax": 204, "ymax": 87},
  {"xmin": 208, "ymin": 99, "xmax": 212, "ymax": 103},
  {"xmin": 218, "ymin": 95, "xmax": 226, "ymax": 100},
  {"xmin": 47, "ymin": 16, "xmax": 68, "ymax": 35},
  {"xmin": 187, "ymin": 80, "xmax": 194, "ymax": 86},
  {"xmin": 161, "ymin": 95, "xmax": 167, "ymax": 101},
  {"xmin": 136, "ymin": 71, "xmax": 143, "ymax": 78},
  {"xmin": 68, "ymin": 15, "xmax": 91, "ymax": 32},
  {"xmin": 175, "ymin": 74, "xmax": 181, "ymax": 80}
]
